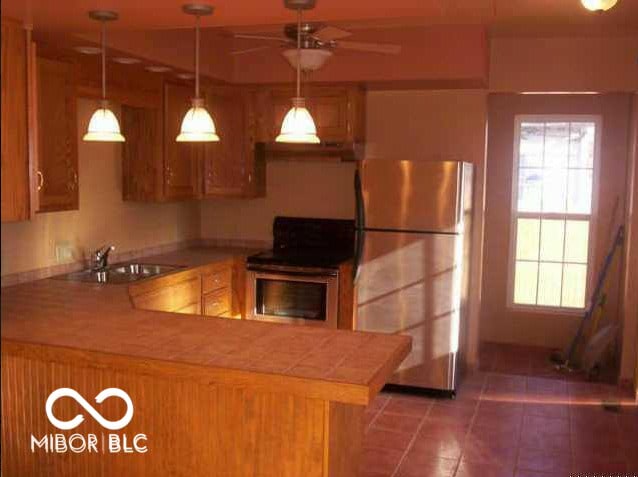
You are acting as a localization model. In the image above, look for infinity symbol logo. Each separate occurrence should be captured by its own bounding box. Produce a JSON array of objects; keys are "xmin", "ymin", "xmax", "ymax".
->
[{"xmin": 45, "ymin": 388, "xmax": 134, "ymax": 430}]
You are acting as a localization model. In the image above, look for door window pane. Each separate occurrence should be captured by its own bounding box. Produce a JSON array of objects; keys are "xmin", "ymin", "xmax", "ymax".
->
[
  {"xmin": 567, "ymin": 169, "xmax": 593, "ymax": 214},
  {"xmin": 538, "ymin": 262, "xmax": 563, "ymax": 306},
  {"xmin": 516, "ymin": 218, "xmax": 540, "ymax": 261},
  {"xmin": 514, "ymin": 261, "xmax": 538, "ymax": 305},
  {"xmin": 519, "ymin": 123, "xmax": 544, "ymax": 168},
  {"xmin": 542, "ymin": 168, "xmax": 568, "ymax": 213},
  {"xmin": 518, "ymin": 169, "xmax": 543, "ymax": 212},
  {"xmin": 562, "ymin": 264, "xmax": 587, "ymax": 308},
  {"xmin": 569, "ymin": 123, "xmax": 595, "ymax": 168},
  {"xmin": 539, "ymin": 219, "xmax": 565, "ymax": 262},
  {"xmin": 544, "ymin": 122, "xmax": 569, "ymax": 168},
  {"xmin": 564, "ymin": 220, "xmax": 590, "ymax": 263}
]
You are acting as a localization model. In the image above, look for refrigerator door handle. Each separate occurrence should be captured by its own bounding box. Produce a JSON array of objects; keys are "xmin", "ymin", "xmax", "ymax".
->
[{"xmin": 353, "ymin": 169, "xmax": 366, "ymax": 281}]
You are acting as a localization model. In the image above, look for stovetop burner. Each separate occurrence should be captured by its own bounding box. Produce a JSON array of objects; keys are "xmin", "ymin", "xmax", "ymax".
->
[{"xmin": 247, "ymin": 216, "xmax": 355, "ymax": 269}]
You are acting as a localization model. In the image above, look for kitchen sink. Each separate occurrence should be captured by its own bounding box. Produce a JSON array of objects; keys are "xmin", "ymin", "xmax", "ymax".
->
[{"xmin": 53, "ymin": 262, "xmax": 184, "ymax": 284}]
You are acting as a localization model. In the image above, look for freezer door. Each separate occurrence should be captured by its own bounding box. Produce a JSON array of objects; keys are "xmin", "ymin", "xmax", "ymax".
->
[
  {"xmin": 355, "ymin": 230, "xmax": 462, "ymax": 390},
  {"xmin": 360, "ymin": 160, "xmax": 464, "ymax": 233}
]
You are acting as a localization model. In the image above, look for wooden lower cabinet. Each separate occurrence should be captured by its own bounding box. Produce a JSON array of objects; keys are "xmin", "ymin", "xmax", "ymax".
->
[
  {"xmin": 129, "ymin": 272, "xmax": 202, "ymax": 314},
  {"xmin": 2, "ymin": 342, "xmax": 364, "ymax": 477},
  {"xmin": 36, "ymin": 56, "xmax": 78, "ymax": 212},
  {"xmin": 1, "ymin": 19, "xmax": 34, "ymax": 222},
  {"xmin": 129, "ymin": 261, "xmax": 239, "ymax": 319}
]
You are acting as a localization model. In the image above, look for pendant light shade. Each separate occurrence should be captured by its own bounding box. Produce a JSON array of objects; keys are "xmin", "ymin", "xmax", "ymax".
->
[
  {"xmin": 275, "ymin": 97, "xmax": 320, "ymax": 144},
  {"xmin": 83, "ymin": 10, "xmax": 125, "ymax": 143},
  {"xmin": 276, "ymin": 8, "xmax": 320, "ymax": 144},
  {"xmin": 581, "ymin": 0, "xmax": 618, "ymax": 11},
  {"xmin": 83, "ymin": 101, "xmax": 125, "ymax": 142},
  {"xmin": 176, "ymin": 98, "xmax": 220, "ymax": 142},
  {"xmin": 177, "ymin": 4, "xmax": 219, "ymax": 143}
]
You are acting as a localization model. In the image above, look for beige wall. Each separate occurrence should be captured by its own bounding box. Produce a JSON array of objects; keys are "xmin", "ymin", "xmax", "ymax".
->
[
  {"xmin": 0, "ymin": 99, "xmax": 200, "ymax": 277},
  {"xmin": 490, "ymin": 36, "xmax": 638, "ymax": 93}
]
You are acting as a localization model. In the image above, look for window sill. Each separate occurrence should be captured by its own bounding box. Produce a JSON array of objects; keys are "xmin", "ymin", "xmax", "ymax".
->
[{"xmin": 506, "ymin": 303, "xmax": 585, "ymax": 316}]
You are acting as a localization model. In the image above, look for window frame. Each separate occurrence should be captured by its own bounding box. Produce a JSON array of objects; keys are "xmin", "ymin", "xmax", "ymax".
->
[{"xmin": 507, "ymin": 114, "xmax": 602, "ymax": 314}]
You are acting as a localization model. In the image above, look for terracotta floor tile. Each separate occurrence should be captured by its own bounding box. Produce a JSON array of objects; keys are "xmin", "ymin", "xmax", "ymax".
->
[
  {"xmin": 396, "ymin": 453, "xmax": 458, "ymax": 477},
  {"xmin": 514, "ymin": 471, "xmax": 564, "ymax": 477},
  {"xmin": 360, "ymin": 447, "xmax": 405, "ymax": 476},
  {"xmin": 524, "ymin": 402, "xmax": 570, "ymax": 420},
  {"xmin": 522, "ymin": 415, "xmax": 570, "ymax": 435},
  {"xmin": 519, "ymin": 429, "xmax": 570, "ymax": 454},
  {"xmin": 410, "ymin": 428, "xmax": 466, "ymax": 460},
  {"xmin": 364, "ymin": 427, "xmax": 416, "ymax": 452},
  {"xmin": 571, "ymin": 457, "xmax": 628, "ymax": 474},
  {"xmin": 383, "ymin": 396, "xmax": 433, "ymax": 418},
  {"xmin": 468, "ymin": 424, "xmax": 521, "ymax": 450},
  {"xmin": 428, "ymin": 403, "xmax": 476, "ymax": 426},
  {"xmin": 454, "ymin": 461, "xmax": 514, "ymax": 477},
  {"xmin": 516, "ymin": 447, "xmax": 571, "ymax": 473},
  {"xmin": 461, "ymin": 438, "xmax": 519, "ymax": 467},
  {"xmin": 372, "ymin": 412, "xmax": 423, "ymax": 435}
]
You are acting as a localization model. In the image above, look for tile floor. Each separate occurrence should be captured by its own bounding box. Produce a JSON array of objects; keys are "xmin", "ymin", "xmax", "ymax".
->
[{"xmin": 360, "ymin": 343, "xmax": 638, "ymax": 476}]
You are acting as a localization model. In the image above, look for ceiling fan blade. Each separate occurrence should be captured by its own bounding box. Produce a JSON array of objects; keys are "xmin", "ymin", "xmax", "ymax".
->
[
  {"xmin": 336, "ymin": 40, "xmax": 402, "ymax": 55},
  {"xmin": 313, "ymin": 26, "xmax": 352, "ymax": 42},
  {"xmin": 230, "ymin": 46, "xmax": 272, "ymax": 56},
  {"xmin": 233, "ymin": 34, "xmax": 292, "ymax": 43}
]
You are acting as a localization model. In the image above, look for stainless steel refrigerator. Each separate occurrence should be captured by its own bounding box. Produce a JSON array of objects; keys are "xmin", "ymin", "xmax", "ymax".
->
[{"xmin": 353, "ymin": 160, "xmax": 473, "ymax": 394}]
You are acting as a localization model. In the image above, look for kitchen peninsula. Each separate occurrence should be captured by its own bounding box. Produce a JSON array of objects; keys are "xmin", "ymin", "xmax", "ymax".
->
[{"xmin": 1, "ymin": 247, "xmax": 410, "ymax": 477}]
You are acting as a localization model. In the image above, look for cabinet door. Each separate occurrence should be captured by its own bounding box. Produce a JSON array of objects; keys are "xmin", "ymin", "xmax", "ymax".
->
[
  {"xmin": 267, "ymin": 86, "xmax": 354, "ymax": 144},
  {"xmin": 131, "ymin": 275, "xmax": 201, "ymax": 313},
  {"xmin": 1, "ymin": 20, "xmax": 31, "ymax": 222},
  {"xmin": 121, "ymin": 105, "xmax": 163, "ymax": 201},
  {"xmin": 202, "ymin": 88, "xmax": 246, "ymax": 197},
  {"xmin": 164, "ymin": 82, "xmax": 201, "ymax": 200},
  {"xmin": 36, "ymin": 57, "xmax": 78, "ymax": 212}
]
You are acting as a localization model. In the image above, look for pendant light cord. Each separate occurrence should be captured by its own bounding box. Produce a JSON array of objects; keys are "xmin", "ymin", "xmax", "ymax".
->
[
  {"xmin": 195, "ymin": 14, "xmax": 200, "ymax": 99},
  {"xmin": 296, "ymin": 8, "xmax": 301, "ymax": 99},
  {"xmin": 101, "ymin": 20, "xmax": 106, "ymax": 101}
]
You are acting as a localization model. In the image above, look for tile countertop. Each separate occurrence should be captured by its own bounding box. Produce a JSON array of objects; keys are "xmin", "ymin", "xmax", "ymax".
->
[{"xmin": 1, "ymin": 246, "xmax": 411, "ymax": 405}]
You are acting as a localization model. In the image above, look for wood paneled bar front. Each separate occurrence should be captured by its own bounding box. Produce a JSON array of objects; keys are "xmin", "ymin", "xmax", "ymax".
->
[{"xmin": 1, "ymin": 248, "xmax": 410, "ymax": 477}]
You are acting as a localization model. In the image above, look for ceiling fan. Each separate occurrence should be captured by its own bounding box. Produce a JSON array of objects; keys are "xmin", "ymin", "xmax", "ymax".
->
[{"xmin": 231, "ymin": 0, "xmax": 402, "ymax": 72}]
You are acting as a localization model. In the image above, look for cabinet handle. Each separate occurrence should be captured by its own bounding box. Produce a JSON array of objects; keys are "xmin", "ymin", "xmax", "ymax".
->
[
  {"xmin": 69, "ymin": 170, "xmax": 78, "ymax": 191},
  {"xmin": 37, "ymin": 171, "xmax": 44, "ymax": 191}
]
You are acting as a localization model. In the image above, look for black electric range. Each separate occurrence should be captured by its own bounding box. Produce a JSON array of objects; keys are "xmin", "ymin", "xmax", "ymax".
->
[{"xmin": 246, "ymin": 216, "xmax": 355, "ymax": 270}]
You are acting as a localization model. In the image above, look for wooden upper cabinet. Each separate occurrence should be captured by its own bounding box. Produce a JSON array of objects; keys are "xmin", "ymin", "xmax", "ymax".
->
[
  {"xmin": 121, "ymin": 105, "xmax": 163, "ymax": 202},
  {"xmin": 36, "ymin": 57, "xmax": 78, "ymax": 212},
  {"xmin": 202, "ymin": 87, "xmax": 248, "ymax": 197},
  {"xmin": 163, "ymin": 82, "xmax": 201, "ymax": 201},
  {"xmin": 267, "ymin": 85, "xmax": 366, "ymax": 144},
  {"xmin": 1, "ymin": 19, "xmax": 33, "ymax": 222}
]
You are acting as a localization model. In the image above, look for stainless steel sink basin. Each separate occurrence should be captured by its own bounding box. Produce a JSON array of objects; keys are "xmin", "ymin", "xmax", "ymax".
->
[{"xmin": 53, "ymin": 262, "xmax": 184, "ymax": 284}]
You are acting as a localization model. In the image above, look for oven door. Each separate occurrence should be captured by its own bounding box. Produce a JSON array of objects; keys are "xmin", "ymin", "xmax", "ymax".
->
[{"xmin": 246, "ymin": 267, "xmax": 339, "ymax": 328}]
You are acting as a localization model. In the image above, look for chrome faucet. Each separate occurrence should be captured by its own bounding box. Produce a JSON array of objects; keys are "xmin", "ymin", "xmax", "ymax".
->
[{"xmin": 93, "ymin": 245, "xmax": 115, "ymax": 271}]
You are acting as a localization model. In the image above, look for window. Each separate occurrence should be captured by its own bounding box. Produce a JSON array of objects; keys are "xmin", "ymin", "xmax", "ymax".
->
[{"xmin": 509, "ymin": 116, "xmax": 600, "ymax": 310}]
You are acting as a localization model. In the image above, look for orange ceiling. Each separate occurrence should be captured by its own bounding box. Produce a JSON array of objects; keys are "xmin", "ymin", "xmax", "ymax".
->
[{"xmin": 2, "ymin": 0, "xmax": 638, "ymax": 36}]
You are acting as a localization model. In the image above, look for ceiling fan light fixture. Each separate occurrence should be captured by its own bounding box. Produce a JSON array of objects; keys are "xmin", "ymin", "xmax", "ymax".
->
[
  {"xmin": 83, "ymin": 10, "xmax": 125, "ymax": 143},
  {"xmin": 276, "ymin": 97, "xmax": 320, "ymax": 144},
  {"xmin": 581, "ymin": 0, "xmax": 618, "ymax": 11},
  {"xmin": 282, "ymin": 48, "xmax": 333, "ymax": 72},
  {"xmin": 176, "ymin": 98, "xmax": 220, "ymax": 142},
  {"xmin": 83, "ymin": 101, "xmax": 125, "ymax": 142}
]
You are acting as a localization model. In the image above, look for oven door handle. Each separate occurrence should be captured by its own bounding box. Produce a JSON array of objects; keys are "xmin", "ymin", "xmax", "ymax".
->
[{"xmin": 249, "ymin": 268, "xmax": 338, "ymax": 278}]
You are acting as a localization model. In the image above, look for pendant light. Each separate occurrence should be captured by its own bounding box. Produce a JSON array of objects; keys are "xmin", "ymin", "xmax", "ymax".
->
[
  {"xmin": 83, "ymin": 11, "xmax": 125, "ymax": 142},
  {"xmin": 581, "ymin": 0, "xmax": 618, "ymax": 11},
  {"xmin": 275, "ymin": 9, "xmax": 320, "ymax": 144},
  {"xmin": 176, "ymin": 4, "xmax": 219, "ymax": 142}
]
